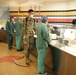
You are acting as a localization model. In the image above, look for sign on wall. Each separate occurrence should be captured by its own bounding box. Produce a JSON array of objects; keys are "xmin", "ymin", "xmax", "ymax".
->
[{"xmin": 0, "ymin": 6, "xmax": 9, "ymax": 30}]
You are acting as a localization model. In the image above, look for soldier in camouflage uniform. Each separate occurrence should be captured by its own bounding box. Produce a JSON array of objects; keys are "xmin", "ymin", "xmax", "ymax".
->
[{"xmin": 23, "ymin": 9, "xmax": 36, "ymax": 65}]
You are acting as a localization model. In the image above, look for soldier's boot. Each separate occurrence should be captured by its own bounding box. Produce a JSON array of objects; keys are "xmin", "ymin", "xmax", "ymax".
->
[{"xmin": 26, "ymin": 57, "xmax": 32, "ymax": 65}]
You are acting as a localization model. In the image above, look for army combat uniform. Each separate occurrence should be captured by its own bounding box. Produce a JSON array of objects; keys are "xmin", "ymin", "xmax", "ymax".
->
[{"xmin": 23, "ymin": 17, "xmax": 36, "ymax": 63}]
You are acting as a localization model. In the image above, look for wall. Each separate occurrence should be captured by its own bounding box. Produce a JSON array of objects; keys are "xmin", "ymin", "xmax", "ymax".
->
[
  {"xmin": 9, "ymin": 1, "xmax": 68, "ymax": 11},
  {"xmin": 9, "ymin": 1, "xmax": 76, "ymax": 11},
  {"xmin": 9, "ymin": 1, "xmax": 76, "ymax": 23},
  {"xmin": 40, "ymin": 2, "xmax": 67, "ymax": 11},
  {"xmin": 67, "ymin": 0, "xmax": 76, "ymax": 10}
]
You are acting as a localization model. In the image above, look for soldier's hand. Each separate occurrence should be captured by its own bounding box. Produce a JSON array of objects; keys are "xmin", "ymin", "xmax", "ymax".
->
[
  {"xmin": 26, "ymin": 44, "xmax": 29, "ymax": 48},
  {"xmin": 23, "ymin": 35, "xmax": 26, "ymax": 40},
  {"xmin": 23, "ymin": 35, "xmax": 28, "ymax": 40}
]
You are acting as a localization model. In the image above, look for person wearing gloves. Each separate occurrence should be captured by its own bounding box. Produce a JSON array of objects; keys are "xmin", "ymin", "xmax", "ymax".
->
[
  {"xmin": 15, "ymin": 16, "xmax": 23, "ymax": 51},
  {"xmin": 36, "ymin": 16, "xmax": 51, "ymax": 75},
  {"xmin": 6, "ymin": 16, "xmax": 14, "ymax": 50}
]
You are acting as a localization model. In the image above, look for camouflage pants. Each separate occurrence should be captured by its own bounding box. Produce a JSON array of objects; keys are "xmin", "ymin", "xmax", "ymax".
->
[{"xmin": 24, "ymin": 35, "xmax": 34, "ymax": 57}]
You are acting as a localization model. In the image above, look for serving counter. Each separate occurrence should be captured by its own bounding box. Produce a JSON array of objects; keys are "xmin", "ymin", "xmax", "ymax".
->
[
  {"xmin": 0, "ymin": 30, "xmax": 24, "ymax": 49},
  {"xmin": 49, "ymin": 39, "xmax": 76, "ymax": 75},
  {"xmin": 0, "ymin": 30, "xmax": 76, "ymax": 75}
]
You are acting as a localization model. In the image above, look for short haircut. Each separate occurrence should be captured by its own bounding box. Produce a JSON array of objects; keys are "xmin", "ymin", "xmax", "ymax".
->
[
  {"xmin": 9, "ymin": 16, "xmax": 14, "ymax": 18},
  {"xmin": 28, "ymin": 9, "xmax": 34, "ymax": 13}
]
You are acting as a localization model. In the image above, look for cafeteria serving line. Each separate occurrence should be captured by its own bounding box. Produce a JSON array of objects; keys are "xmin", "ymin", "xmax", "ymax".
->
[
  {"xmin": 0, "ymin": 0, "xmax": 76, "ymax": 75},
  {"xmin": 1, "ymin": 23, "xmax": 76, "ymax": 75}
]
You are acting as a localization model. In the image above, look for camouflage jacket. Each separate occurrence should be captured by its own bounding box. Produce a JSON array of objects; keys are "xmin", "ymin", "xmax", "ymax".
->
[{"xmin": 23, "ymin": 17, "xmax": 36, "ymax": 36}]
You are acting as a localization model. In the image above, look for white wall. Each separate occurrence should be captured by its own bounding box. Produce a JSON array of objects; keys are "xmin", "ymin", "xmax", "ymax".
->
[
  {"xmin": 9, "ymin": 7, "xmax": 18, "ymax": 11},
  {"xmin": 9, "ymin": 1, "xmax": 68, "ymax": 11},
  {"xmin": 40, "ymin": 2, "xmax": 67, "ymax": 10},
  {"xmin": 67, "ymin": 0, "xmax": 76, "ymax": 10},
  {"xmin": 9, "ymin": 1, "xmax": 76, "ymax": 11},
  {"xmin": 9, "ymin": 6, "xmax": 40, "ymax": 11}
]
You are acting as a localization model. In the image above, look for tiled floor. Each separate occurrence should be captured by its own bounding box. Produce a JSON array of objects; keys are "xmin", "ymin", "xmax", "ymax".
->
[{"xmin": 0, "ymin": 42, "xmax": 55, "ymax": 75}]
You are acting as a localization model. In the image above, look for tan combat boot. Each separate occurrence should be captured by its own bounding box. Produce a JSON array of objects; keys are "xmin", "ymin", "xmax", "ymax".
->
[{"xmin": 26, "ymin": 57, "xmax": 32, "ymax": 65}]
